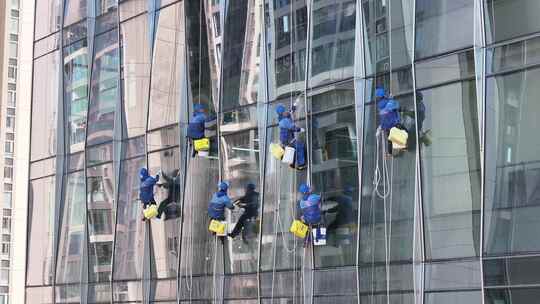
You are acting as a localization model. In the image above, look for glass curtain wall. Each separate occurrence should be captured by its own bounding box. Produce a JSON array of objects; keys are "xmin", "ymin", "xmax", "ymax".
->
[{"xmin": 26, "ymin": 0, "xmax": 540, "ymax": 303}]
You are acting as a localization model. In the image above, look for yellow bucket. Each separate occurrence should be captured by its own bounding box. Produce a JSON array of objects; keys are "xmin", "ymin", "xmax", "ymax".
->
[
  {"xmin": 290, "ymin": 220, "xmax": 309, "ymax": 238},
  {"xmin": 143, "ymin": 204, "xmax": 158, "ymax": 219},
  {"xmin": 209, "ymin": 219, "xmax": 226, "ymax": 235},
  {"xmin": 194, "ymin": 138, "xmax": 210, "ymax": 151}
]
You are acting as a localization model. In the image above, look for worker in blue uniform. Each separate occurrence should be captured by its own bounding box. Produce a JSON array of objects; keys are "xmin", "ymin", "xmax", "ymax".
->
[
  {"xmin": 139, "ymin": 167, "xmax": 160, "ymax": 221},
  {"xmin": 208, "ymin": 181, "xmax": 234, "ymax": 221},
  {"xmin": 297, "ymin": 183, "xmax": 322, "ymax": 226},
  {"xmin": 277, "ymin": 104, "xmax": 306, "ymax": 170},
  {"xmin": 187, "ymin": 103, "xmax": 208, "ymax": 157},
  {"xmin": 376, "ymin": 87, "xmax": 404, "ymax": 153}
]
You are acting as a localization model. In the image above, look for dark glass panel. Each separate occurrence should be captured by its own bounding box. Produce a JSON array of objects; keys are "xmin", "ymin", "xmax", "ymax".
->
[
  {"xmin": 34, "ymin": 0, "xmax": 61, "ymax": 40},
  {"xmin": 420, "ymin": 81, "xmax": 481, "ymax": 260},
  {"xmin": 309, "ymin": 0, "xmax": 355, "ymax": 87},
  {"xmin": 415, "ymin": 50, "xmax": 475, "ymax": 89},
  {"xmin": 87, "ymin": 163, "xmax": 115, "ymax": 282},
  {"xmin": 313, "ymin": 268, "xmax": 357, "ymax": 298},
  {"xmin": 96, "ymin": 8, "xmax": 119, "ymax": 34},
  {"xmin": 424, "ymin": 260, "xmax": 481, "ymax": 291},
  {"xmin": 26, "ymin": 176, "xmax": 56, "ymax": 286},
  {"xmin": 259, "ymin": 271, "xmax": 303, "ymax": 298},
  {"xmin": 56, "ymin": 172, "xmax": 86, "ymax": 284},
  {"xmin": 221, "ymin": 130, "xmax": 261, "ymax": 273},
  {"xmin": 484, "ymin": 67, "xmax": 540, "ymax": 255},
  {"xmin": 221, "ymin": 0, "xmax": 262, "ymax": 111},
  {"xmin": 415, "ymin": 0, "xmax": 474, "ymax": 59},
  {"xmin": 64, "ymin": 40, "xmax": 89, "ymax": 153},
  {"xmin": 63, "ymin": 0, "xmax": 87, "ymax": 27},
  {"xmin": 361, "ymin": 0, "xmax": 389, "ymax": 76},
  {"xmin": 113, "ymin": 156, "xmax": 146, "ymax": 285},
  {"xmin": 425, "ymin": 291, "xmax": 482, "ymax": 304},
  {"xmin": 31, "ymin": 51, "xmax": 60, "ymax": 161},
  {"xmin": 87, "ymin": 30, "xmax": 119, "ymax": 146},
  {"xmin": 484, "ymin": 256, "xmax": 540, "ymax": 287},
  {"xmin": 220, "ymin": 106, "xmax": 259, "ymax": 132},
  {"xmin": 148, "ymin": 2, "xmax": 184, "ymax": 129},
  {"xmin": 311, "ymin": 102, "xmax": 358, "ymax": 267},
  {"xmin": 30, "ymin": 157, "xmax": 56, "ymax": 179},
  {"xmin": 389, "ymin": 0, "xmax": 414, "ymax": 71},
  {"xmin": 68, "ymin": 152, "xmax": 85, "ymax": 172},
  {"xmin": 34, "ymin": 33, "xmax": 60, "ymax": 58},
  {"xmin": 147, "ymin": 125, "xmax": 179, "ymax": 152},
  {"xmin": 485, "ymin": 0, "xmax": 540, "ymax": 44},
  {"xmin": 120, "ymin": 15, "xmax": 151, "ymax": 138},
  {"xmin": 486, "ymin": 288, "xmax": 540, "ymax": 304},
  {"xmin": 148, "ymin": 148, "xmax": 181, "ymax": 279},
  {"xmin": 185, "ymin": 0, "xmax": 217, "ymax": 117},
  {"xmin": 223, "ymin": 274, "xmax": 258, "ymax": 299},
  {"xmin": 123, "ymin": 135, "xmax": 146, "ymax": 159}
]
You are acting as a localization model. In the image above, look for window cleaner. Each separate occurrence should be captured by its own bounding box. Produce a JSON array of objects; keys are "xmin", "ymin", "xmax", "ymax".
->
[
  {"xmin": 228, "ymin": 183, "xmax": 260, "ymax": 241},
  {"xmin": 376, "ymin": 87, "xmax": 407, "ymax": 155},
  {"xmin": 276, "ymin": 104, "xmax": 306, "ymax": 170},
  {"xmin": 156, "ymin": 169, "xmax": 181, "ymax": 220},
  {"xmin": 187, "ymin": 103, "xmax": 210, "ymax": 157},
  {"xmin": 291, "ymin": 183, "xmax": 326, "ymax": 246},
  {"xmin": 138, "ymin": 167, "xmax": 160, "ymax": 221},
  {"xmin": 208, "ymin": 181, "xmax": 234, "ymax": 236}
]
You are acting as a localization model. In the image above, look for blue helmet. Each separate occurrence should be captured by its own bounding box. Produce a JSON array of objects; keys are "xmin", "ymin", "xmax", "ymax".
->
[
  {"xmin": 246, "ymin": 183, "xmax": 256, "ymax": 190},
  {"xmin": 276, "ymin": 104, "xmax": 286, "ymax": 115},
  {"xmin": 375, "ymin": 87, "xmax": 386, "ymax": 98},
  {"xmin": 139, "ymin": 167, "xmax": 149, "ymax": 179},
  {"xmin": 299, "ymin": 183, "xmax": 311, "ymax": 194},
  {"xmin": 384, "ymin": 99, "xmax": 399, "ymax": 111},
  {"xmin": 194, "ymin": 103, "xmax": 206, "ymax": 112},
  {"xmin": 307, "ymin": 194, "xmax": 321, "ymax": 203},
  {"xmin": 344, "ymin": 185, "xmax": 354, "ymax": 195},
  {"xmin": 218, "ymin": 181, "xmax": 229, "ymax": 191}
]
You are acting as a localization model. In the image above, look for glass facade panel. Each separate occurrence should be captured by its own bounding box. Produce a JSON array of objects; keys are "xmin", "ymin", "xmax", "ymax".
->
[
  {"xmin": 87, "ymin": 163, "xmax": 115, "ymax": 282},
  {"xmin": 148, "ymin": 3, "xmax": 184, "ymax": 129},
  {"xmin": 425, "ymin": 291, "xmax": 482, "ymax": 303},
  {"xmin": 120, "ymin": 15, "xmax": 151, "ymax": 138},
  {"xmin": 420, "ymin": 81, "xmax": 481, "ymax": 260},
  {"xmin": 148, "ymin": 148, "xmax": 181, "ymax": 279},
  {"xmin": 485, "ymin": 0, "xmax": 540, "ymax": 44},
  {"xmin": 112, "ymin": 157, "xmax": 146, "ymax": 285},
  {"xmin": 485, "ymin": 67, "xmax": 540, "ymax": 255},
  {"xmin": 56, "ymin": 172, "xmax": 86, "ymax": 284},
  {"xmin": 63, "ymin": 0, "xmax": 87, "ymax": 27},
  {"xmin": 485, "ymin": 288, "xmax": 540, "ymax": 303},
  {"xmin": 87, "ymin": 29, "xmax": 119, "ymax": 147},
  {"xmin": 34, "ymin": 0, "xmax": 61, "ymax": 40},
  {"xmin": 31, "ymin": 51, "xmax": 59, "ymax": 161},
  {"xmin": 26, "ymin": 177, "xmax": 56, "ymax": 286},
  {"xmin": 309, "ymin": 0, "xmax": 355, "ymax": 87},
  {"xmin": 64, "ymin": 40, "xmax": 89, "ymax": 153},
  {"xmin": 415, "ymin": 0, "xmax": 474, "ymax": 59}
]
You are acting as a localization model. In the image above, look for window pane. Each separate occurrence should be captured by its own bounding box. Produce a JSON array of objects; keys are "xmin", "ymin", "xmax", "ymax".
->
[
  {"xmin": 485, "ymin": 0, "xmax": 540, "ymax": 44},
  {"xmin": 63, "ymin": 0, "xmax": 87, "ymax": 27},
  {"xmin": 420, "ymin": 81, "xmax": 481, "ymax": 260},
  {"xmin": 64, "ymin": 40, "xmax": 89, "ymax": 153},
  {"xmin": 87, "ymin": 30, "xmax": 119, "ymax": 146},
  {"xmin": 112, "ymin": 156, "xmax": 145, "ymax": 299},
  {"xmin": 148, "ymin": 148, "xmax": 181, "ymax": 279},
  {"xmin": 34, "ymin": 0, "xmax": 61, "ymax": 40},
  {"xmin": 87, "ymin": 163, "xmax": 115, "ymax": 282},
  {"xmin": 26, "ymin": 177, "xmax": 56, "ymax": 286},
  {"xmin": 485, "ymin": 67, "xmax": 540, "ymax": 255},
  {"xmin": 31, "ymin": 51, "xmax": 59, "ymax": 161},
  {"xmin": 148, "ymin": 3, "xmax": 184, "ymax": 129},
  {"xmin": 56, "ymin": 172, "xmax": 86, "ymax": 284},
  {"xmin": 309, "ymin": 0, "xmax": 355, "ymax": 87},
  {"xmin": 221, "ymin": 130, "xmax": 261, "ymax": 273},
  {"xmin": 220, "ymin": 0, "xmax": 262, "ymax": 110},
  {"xmin": 120, "ymin": 16, "xmax": 151, "ymax": 138},
  {"xmin": 415, "ymin": 0, "xmax": 474, "ymax": 59},
  {"xmin": 486, "ymin": 288, "xmax": 540, "ymax": 304},
  {"xmin": 311, "ymin": 97, "xmax": 358, "ymax": 267},
  {"xmin": 425, "ymin": 291, "xmax": 481, "ymax": 304}
]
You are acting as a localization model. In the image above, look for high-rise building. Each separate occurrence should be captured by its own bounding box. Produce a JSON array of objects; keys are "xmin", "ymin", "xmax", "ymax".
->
[{"xmin": 18, "ymin": 0, "xmax": 540, "ymax": 303}]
